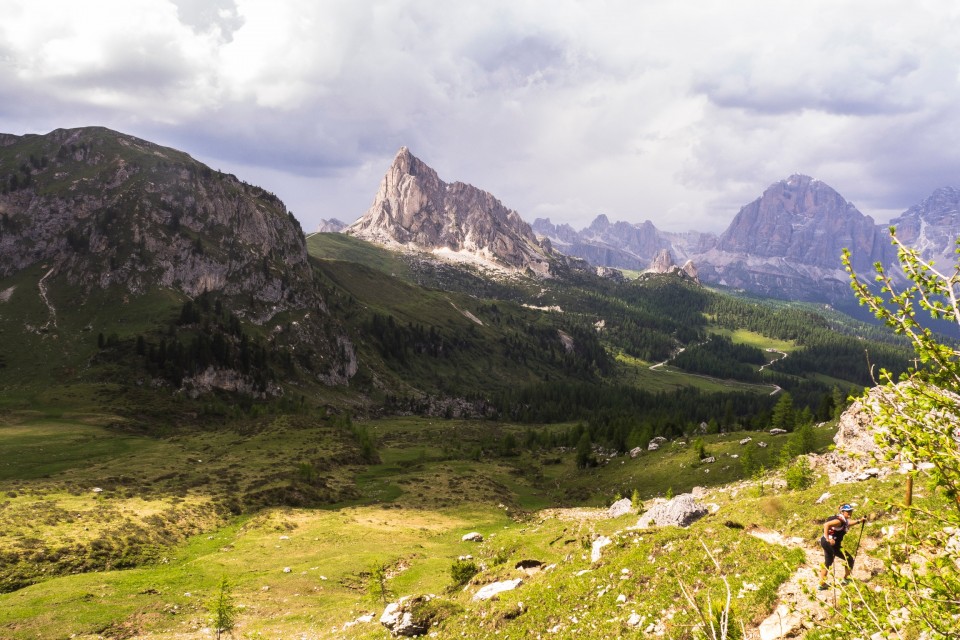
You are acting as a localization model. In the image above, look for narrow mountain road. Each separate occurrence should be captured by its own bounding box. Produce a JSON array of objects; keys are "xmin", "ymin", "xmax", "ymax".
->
[
  {"xmin": 649, "ymin": 346, "xmax": 686, "ymax": 371},
  {"xmin": 759, "ymin": 348, "xmax": 787, "ymax": 372},
  {"xmin": 759, "ymin": 349, "xmax": 787, "ymax": 396},
  {"xmin": 648, "ymin": 342, "xmax": 783, "ymax": 396}
]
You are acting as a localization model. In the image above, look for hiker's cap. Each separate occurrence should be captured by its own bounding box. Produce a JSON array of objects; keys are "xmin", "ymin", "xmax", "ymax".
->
[{"xmin": 841, "ymin": 504, "xmax": 854, "ymax": 512}]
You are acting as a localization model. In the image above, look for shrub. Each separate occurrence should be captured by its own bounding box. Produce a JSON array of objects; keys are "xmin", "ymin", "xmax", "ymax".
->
[
  {"xmin": 450, "ymin": 559, "xmax": 478, "ymax": 588},
  {"xmin": 367, "ymin": 561, "xmax": 392, "ymax": 605},
  {"xmin": 784, "ymin": 456, "xmax": 815, "ymax": 490}
]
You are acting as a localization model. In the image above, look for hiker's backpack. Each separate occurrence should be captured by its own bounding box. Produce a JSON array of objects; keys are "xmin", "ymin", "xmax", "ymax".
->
[{"xmin": 824, "ymin": 514, "xmax": 850, "ymax": 540}]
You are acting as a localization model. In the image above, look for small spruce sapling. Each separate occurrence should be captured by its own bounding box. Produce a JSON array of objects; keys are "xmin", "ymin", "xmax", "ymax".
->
[
  {"xmin": 368, "ymin": 561, "xmax": 392, "ymax": 605},
  {"xmin": 206, "ymin": 577, "xmax": 237, "ymax": 640}
]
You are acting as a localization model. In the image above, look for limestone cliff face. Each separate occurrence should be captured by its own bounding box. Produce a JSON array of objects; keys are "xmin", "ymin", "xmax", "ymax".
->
[
  {"xmin": 346, "ymin": 148, "xmax": 552, "ymax": 275},
  {"xmin": 716, "ymin": 175, "xmax": 888, "ymax": 271},
  {"xmin": 648, "ymin": 249, "xmax": 675, "ymax": 273}
]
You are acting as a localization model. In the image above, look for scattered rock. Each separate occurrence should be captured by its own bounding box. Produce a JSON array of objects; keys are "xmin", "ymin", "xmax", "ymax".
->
[
  {"xmin": 758, "ymin": 604, "xmax": 804, "ymax": 640},
  {"xmin": 647, "ymin": 442, "xmax": 660, "ymax": 451},
  {"xmin": 740, "ymin": 437, "xmax": 753, "ymax": 445},
  {"xmin": 282, "ymin": 567, "xmax": 291, "ymax": 573},
  {"xmin": 629, "ymin": 447, "xmax": 644, "ymax": 458},
  {"xmin": 627, "ymin": 612, "xmax": 644, "ymax": 626},
  {"xmin": 608, "ymin": 498, "xmax": 633, "ymax": 518},
  {"xmin": 591, "ymin": 536, "xmax": 613, "ymax": 562},
  {"xmin": 815, "ymin": 492, "xmax": 832, "ymax": 504},
  {"xmin": 701, "ymin": 456, "xmax": 716, "ymax": 463},
  {"xmin": 473, "ymin": 579, "xmax": 522, "ymax": 601},
  {"xmin": 635, "ymin": 493, "xmax": 709, "ymax": 528},
  {"xmin": 769, "ymin": 428, "xmax": 788, "ymax": 435},
  {"xmin": 381, "ymin": 596, "xmax": 433, "ymax": 637},
  {"xmin": 757, "ymin": 442, "xmax": 768, "ymax": 448},
  {"xmin": 515, "ymin": 559, "xmax": 543, "ymax": 576},
  {"xmin": 856, "ymin": 467, "xmax": 881, "ymax": 481},
  {"xmin": 461, "ymin": 532, "xmax": 484, "ymax": 543}
]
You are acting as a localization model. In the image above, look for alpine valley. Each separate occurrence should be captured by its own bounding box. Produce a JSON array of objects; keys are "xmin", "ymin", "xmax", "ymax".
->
[{"xmin": 0, "ymin": 127, "xmax": 955, "ymax": 639}]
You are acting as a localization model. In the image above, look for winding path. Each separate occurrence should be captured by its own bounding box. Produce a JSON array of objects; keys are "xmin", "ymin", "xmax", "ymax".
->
[
  {"xmin": 647, "ymin": 342, "xmax": 785, "ymax": 396},
  {"xmin": 745, "ymin": 525, "xmax": 879, "ymax": 640},
  {"xmin": 38, "ymin": 267, "xmax": 58, "ymax": 331}
]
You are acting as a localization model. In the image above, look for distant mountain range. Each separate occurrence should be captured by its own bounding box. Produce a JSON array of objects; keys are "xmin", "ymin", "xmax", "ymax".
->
[
  {"xmin": 338, "ymin": 148, "xmax": 958, "ymax": 305},
  {"xmin": 534, "ymin": 176, "xmax": 959, "ymax": 304}
]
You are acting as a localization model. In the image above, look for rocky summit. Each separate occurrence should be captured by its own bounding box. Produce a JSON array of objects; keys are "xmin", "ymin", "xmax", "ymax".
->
[
  {"xmin": 695, "ymin": 174, "xmax": 894, "ymax": 302},
  {"xmin": 346, "ymin": 147, "xmax": 552, "ymax": 275}
]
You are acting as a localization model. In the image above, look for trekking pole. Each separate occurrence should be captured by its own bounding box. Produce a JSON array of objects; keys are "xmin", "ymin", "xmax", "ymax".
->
[
  {"xmin": 832, "ymin": 562, "xmax": 837, "ymax": 607},
  {"xmin": 851, "ymin": 518, "xmax": 866, "ymax": 570}
]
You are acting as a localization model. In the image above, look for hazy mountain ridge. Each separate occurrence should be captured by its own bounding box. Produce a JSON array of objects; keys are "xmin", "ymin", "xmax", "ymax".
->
[{"xmin": 535, "ymin": 174, "xmax": 955, "ymax": 303}]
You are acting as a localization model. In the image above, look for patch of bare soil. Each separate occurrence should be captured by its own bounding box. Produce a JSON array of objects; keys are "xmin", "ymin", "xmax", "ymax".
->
[{"xmin": 536, "ymin": 507, "xmax": 609, "ymax": 522}]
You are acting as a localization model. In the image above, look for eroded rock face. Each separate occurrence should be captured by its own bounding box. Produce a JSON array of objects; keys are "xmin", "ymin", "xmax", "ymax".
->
[
  {"xmin": 812, "ymin": 386, "xmax": 890, "ymax": 484},
  {"xmin": 649, "ymin": 249, "xmax": 675, "ymax": 273},
  {"xmin": 698, "ymin": 174, "xmax": 893, "ymax": 302},
  {"xmin": 347, "ymin": 147, "xmax": 552, "ymax": 274},
  {"xmin": 888, "ymin": 186, "xmax": 960, "ymax": 270}
]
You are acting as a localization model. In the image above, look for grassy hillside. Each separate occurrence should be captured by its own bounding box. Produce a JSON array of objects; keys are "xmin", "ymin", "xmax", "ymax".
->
[{"xmin": 0, "ymin": 406, "xmax": 937, "ymax": 639}]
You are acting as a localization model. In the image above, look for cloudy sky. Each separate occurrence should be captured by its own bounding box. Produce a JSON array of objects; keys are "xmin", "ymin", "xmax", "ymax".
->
[{"xmin": 2, "ymin": 0, "xmax": 959, "ymax": 233}]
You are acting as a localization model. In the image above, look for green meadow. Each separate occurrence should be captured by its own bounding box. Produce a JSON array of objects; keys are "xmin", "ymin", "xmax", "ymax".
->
[{"xmin": 0, "ymin": 404, "xmax": 929, "ymax": 639}]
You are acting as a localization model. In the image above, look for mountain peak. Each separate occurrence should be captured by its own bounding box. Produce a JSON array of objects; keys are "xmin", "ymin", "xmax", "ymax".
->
[{"xmin": 346, "ymin": 149, "xmax": 552, "ymax": 275}]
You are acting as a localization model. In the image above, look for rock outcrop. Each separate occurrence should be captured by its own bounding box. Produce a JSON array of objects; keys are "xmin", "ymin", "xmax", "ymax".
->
[
  {"xmin": 347, "ymin": 148, "xmax": 552, "ymax": 275},
  {"xmin": 648, "ymin": 249, "xmax": 675, "ymax": 273},
  {"xmin": 380, "ymin": 596, "xmax": 433, "ymax": 637},
  {"xmin": 812, "ymin": 387, "xmax": 890, "ymax": 484},
  {"xmin": 636, "ymin": 493, "xmax": 708, "ymax": 528}
]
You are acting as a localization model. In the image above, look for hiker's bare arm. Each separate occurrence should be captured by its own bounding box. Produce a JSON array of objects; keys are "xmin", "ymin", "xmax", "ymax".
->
[{"xmin": 824, "ymin": 518, "xmax": 841, "ymax": 539}]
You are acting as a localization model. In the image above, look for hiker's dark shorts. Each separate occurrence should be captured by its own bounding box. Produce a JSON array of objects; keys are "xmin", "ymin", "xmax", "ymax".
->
[{"xmin": 820, "ymin": 536, "xmax": 853, "ymax": 568}]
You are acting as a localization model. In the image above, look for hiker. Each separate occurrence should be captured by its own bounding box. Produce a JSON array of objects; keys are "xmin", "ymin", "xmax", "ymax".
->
[{"xmin": 818, "ymin": 503, "xmax": 865, "ymax": 590}]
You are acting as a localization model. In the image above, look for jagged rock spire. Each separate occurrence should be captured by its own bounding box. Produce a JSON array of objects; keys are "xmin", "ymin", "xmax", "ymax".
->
[{"xmin": 346, "ymin": 148, "xmax": 552, "ymax": 274}]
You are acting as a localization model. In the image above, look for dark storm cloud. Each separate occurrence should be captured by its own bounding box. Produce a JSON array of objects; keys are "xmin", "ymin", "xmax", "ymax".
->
[{"xmin": 2, "ymin": 0, "xmax": 960, "ymax": 233}]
